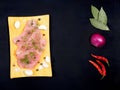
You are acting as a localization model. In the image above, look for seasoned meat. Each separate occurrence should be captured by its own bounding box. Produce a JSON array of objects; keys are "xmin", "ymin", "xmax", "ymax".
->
[
  {"xmin": 13, "ymin": 20, "xmax": 46, "ymax": 69},
  {"xmin": 17, "ymin": 50, "xmax": 41, "ymax": 69}
]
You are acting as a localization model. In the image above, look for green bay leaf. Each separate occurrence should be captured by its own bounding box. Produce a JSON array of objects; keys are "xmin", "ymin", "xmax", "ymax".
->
[
  {"xmin": 98, "ymin": 7, "xmax": 107, "ymax": 25},
  {"xmin": 91, "ymin": 5, "xmax": 99, "ymax": 19},
  {"xmin": 90, "ymin": 18, "xmax": 109, "ymax": 31}
]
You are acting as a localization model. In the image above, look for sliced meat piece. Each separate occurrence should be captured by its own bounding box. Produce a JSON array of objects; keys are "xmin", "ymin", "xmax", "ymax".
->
[
  {"xmin": 13, "ymin": 19, "xmax": 46, "ymax": 69},
  {"xmin": 28, "ymin": 30, "xmax": 46, "ymax": 51},
  {"xmin": 39, "ymin": 39, "xmax": 46, "ymax": 50},
  {"xmin": 13, "ymin": 20, "xmax": 37, "ymax": 46},
  {"xmin": 17, "ymin": 50, "xmax": 41, "ymax": 69},
  {"xmin": 24, "ymin": 20, "xmax": 37, "ymax": 31}
]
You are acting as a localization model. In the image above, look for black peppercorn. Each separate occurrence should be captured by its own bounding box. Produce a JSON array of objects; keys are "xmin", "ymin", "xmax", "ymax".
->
[{"xmin": 38, "ymin": 18, "xmax": 41, "ymax": 21}]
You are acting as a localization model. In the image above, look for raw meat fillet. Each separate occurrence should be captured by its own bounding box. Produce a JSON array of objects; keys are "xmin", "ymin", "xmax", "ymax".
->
[{"xmin": 13, "ymin": 20, "xmax": 46, "ymax": 69}]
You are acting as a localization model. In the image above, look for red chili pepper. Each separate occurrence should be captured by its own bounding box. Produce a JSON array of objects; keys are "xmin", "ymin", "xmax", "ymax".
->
[
  {"xmin": 91, "ymin": 53, "xmax": 110, "ymax": 66},
  {"xmin": 96, "ymin": 60, "xmax": 106, "ymax": 80},
  {"xmin": 89, "ymin": 60, "xmax": 103, "ymax": 76}
]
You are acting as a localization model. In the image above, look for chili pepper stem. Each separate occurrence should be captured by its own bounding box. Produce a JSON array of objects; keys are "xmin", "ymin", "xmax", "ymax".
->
[
  {"xmin": 107, "ymin": 62, "xmax": 110, "ymax": 67},
  {"xmin": 100, "ymin": 75, "xmax": 105, "ymax": 80}
]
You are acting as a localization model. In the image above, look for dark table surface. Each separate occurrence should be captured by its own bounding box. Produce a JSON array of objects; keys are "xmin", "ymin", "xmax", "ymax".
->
[{"xmin": 0, "ymin": 0, "xmax": 120, "ymax": 90}]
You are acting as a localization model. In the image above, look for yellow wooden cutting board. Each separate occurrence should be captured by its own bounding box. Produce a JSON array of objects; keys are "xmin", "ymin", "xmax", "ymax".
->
[{"xmin": 8, "ymin": 15, "xmax": 52, "ymax": 79}]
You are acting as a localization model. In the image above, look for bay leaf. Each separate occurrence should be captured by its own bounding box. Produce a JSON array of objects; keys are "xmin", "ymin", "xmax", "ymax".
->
[
  {"xmin": 98, "ymin": 7, "xmax": 107, "ymax": 25},
  {"xmin": 91, "ymin": 5, "xmax": 99, "ymax": 19},
  {"xmin": 90, "ymin": 18, "xmax": 109, "ymax": 31}
]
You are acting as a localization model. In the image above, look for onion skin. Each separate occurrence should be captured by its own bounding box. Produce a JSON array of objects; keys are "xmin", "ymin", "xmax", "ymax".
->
[{"xmin": 90, "ymin": 33, "xmax": 106, "ymax": 48}]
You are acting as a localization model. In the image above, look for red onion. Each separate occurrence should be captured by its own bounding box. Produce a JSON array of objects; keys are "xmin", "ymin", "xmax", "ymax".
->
[{"xmin": 90, "ymin": 33, "xmax": 106, "ymax": 48}]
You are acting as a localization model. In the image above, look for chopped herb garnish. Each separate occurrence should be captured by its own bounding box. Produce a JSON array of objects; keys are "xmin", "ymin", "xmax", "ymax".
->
[
  {"xmin": 34, "ymin": 45, "xmax": 39, "ymax": 50},
  {"xmin": 31, "ymin": 29, "xmax": 34, "ymax": 33},
  {"xmin": 31, "ymin": 40, "xmax": 39, "ymax": 50},
  {"xmin": 30, "ymin": 52, "xmax": 34, "ymax": 57},
  {"xmin": 21, "ymin": 55, "xmax": 30, "ymax": 64},
  {"xmin": 32, "ymin": 41, "xmax": 35, "ymax": 45}
]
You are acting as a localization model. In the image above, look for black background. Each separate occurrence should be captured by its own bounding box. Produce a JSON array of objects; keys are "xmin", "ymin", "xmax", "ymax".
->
[{"xmin": 0, "ymin": 0, "xmax": 120, "ymax": 90}]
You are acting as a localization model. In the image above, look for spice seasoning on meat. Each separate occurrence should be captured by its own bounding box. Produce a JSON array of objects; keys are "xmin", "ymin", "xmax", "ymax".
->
[
  {"xmin": 20, "ymin": 55, "xmax": 30, "ymax": 64},
  {"xmin": 13, "ymin": 20, "xmax": 46, "ymax": 69},
  {"xmin": 16, "ymin": 40, "xmax": 20, "ymax": 42}
]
